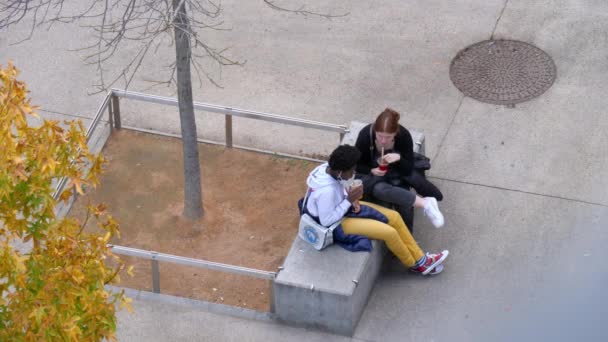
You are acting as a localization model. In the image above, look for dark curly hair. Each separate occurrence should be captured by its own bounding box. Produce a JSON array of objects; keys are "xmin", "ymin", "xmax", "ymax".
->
[{"xmin": 328, "ymin": 145, "xmax": 361, "ymax": 171}]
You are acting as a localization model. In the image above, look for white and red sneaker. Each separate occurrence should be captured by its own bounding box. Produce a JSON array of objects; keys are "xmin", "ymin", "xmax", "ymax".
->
[{"xmin": 410, "ymin": 250, "xmax": 449, "ymax": 275}]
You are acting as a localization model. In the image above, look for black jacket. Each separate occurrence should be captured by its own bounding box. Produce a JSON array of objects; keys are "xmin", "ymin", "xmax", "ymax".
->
[{"xmin": 354, "ymin": 124, "xmax": 415, "ymax": 193}]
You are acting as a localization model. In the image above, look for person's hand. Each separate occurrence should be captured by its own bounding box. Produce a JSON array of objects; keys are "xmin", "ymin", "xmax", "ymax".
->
[
  {"xmin": 383, "ymin": 153, "xmax": 401, "ymax": 164},
  {"xmin": 347, "ymin": 184, "xmax": 364, "ymax": 203},
  {"xmin": 371, "ymin": 167, "xmax": 387, "ymax": 177},
  {"xmin": 352, "ymin": 201, "xmax": 361, "ymax": 213}
]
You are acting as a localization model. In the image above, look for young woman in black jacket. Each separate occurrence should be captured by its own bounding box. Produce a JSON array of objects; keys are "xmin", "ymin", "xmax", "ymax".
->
[{"xmin": 355, "ymin": 108, "xmax": 444, "ymax": 229}]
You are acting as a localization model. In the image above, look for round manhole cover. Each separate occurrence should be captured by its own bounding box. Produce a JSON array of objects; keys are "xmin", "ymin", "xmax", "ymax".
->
[{"xmin": 449, "ymin": 40, "xmax": 556, "ymax": 105}]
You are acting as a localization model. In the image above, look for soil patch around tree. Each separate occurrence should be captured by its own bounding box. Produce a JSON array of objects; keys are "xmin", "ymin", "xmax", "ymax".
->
[{"xmin": 69, "ymin": 129, "xmax": 315, "ymax": 311}]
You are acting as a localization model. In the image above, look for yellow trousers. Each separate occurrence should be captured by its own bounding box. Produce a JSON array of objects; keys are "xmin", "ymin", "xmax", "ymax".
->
[{"xmin": 341, "ymin": 201, "xmax": 424, "ymax": 267}]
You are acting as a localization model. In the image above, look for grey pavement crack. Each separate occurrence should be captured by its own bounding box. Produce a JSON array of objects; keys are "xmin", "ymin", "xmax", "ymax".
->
[{"xmin": 491, "ymin": 0, "xmax": 510, "ymax": 40}]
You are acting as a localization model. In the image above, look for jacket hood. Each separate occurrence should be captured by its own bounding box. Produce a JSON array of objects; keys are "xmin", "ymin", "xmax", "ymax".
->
[{"xmin": 306, "ymin": 163, "xmax": 337, "ymax": 190}]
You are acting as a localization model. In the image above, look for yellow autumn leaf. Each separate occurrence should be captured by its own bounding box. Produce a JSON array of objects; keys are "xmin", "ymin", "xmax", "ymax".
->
[
  {"xmin": 71, "ymin": 178, "xmax": 85, "ymax": 195},
  {"xmin": 103, "ymin": 231, "xmax": 112, "ymax": 243},
  {"xmin": 28, "ymin": 307, "xmax": 46, "ymax": 326},
  {"xmin": 14, "ymin": 254, "xmax": 27, "ymax": 273},
  {"xmin": 14, "ymin": 164, "xmax": 28, "ymax": 180},
  {"xmin": 41, "ymin": 157, "xmax": 57, "ymax": 173},
  {"xmin": 119, "ymin": 296, "xmax": 134, "ymax": 314},
  {"xmin": 71, "ymin": 268, "xmax": 85, "ymax": 284},
  {"xmin": 64, "ymin": 318, "xmax": 83, "ymax": 341},
  {"xmin": 93, "ymin": 203, "xmax": 107, "ymax": 216},
  {"xmin": 12, "ymin": 156, "xmax": 24, "ymax": 164},
  {"xmin": 59, "ymin": 188, "xmax": 73, "ymax": 203}
]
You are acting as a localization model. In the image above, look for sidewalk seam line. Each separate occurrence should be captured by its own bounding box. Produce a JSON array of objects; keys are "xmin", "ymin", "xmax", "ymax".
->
[
  {"xmin": 428, "ymin": 176, "xmax": 608, "ymax": 208},
  {"xmin": 432, "ymin": 94, "xmax": 465, "ymax": 162},
  {"xmin": 39, "ymin": 108, "xmax": 96, "ymax": 120}
]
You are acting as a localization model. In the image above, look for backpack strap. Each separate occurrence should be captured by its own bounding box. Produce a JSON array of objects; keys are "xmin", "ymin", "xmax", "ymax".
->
[{"xmin": 301, "ymin": 188, "xmax": 312, "ymax": 216}]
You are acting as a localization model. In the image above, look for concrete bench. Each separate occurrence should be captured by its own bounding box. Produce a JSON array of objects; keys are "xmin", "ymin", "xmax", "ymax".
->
[{"xmin": 273, "ymin": 121, "xmax": 425, "ymax": 336}]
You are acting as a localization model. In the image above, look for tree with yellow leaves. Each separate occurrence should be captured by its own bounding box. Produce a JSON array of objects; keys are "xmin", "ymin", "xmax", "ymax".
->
[{"xmin": 0, "ymin": 62, "xmax": 131, "ymax": 341}]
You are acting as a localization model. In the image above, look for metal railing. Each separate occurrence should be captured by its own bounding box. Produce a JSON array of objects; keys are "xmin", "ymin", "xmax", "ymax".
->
[
  {"xmin": 52, "ymin": 90, "xmax": 113, "ymax": 200},
  {"xmin": 110, "ymin": 88, "xmax": 348, "ymax": 147},
  {"xmin": 53, "ymin": 89, "xmax": 349, "ymax": 311},
  {"xmin": 109, "ymin": 245, "xmax": 277, "ymax": 310}
]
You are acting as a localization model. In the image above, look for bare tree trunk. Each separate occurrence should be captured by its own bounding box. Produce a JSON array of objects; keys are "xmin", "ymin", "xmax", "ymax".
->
[{"xmin": 173, "ymin": 0, "xmax": 203, "ymax": 219}]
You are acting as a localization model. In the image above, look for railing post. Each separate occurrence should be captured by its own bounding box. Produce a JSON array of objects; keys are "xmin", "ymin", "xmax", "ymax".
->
[
  {"xmin": 269, "ymin": 278, "xmax": 276, "ymax": 313},
  {"xmin": 225, "ymin": 114, "xmax": 233, "ymax": 148},
  {"xmin": 339, "ymin": 132, "xmax": 345, "ymax": 143},
  {"xmin": 108, "ymin": 95, "xmax": 114, "ymax": 129},
  {"xmin": 112, "ymin": 94, "xmax": 121, "ymax": 129},
  {"xmin": 151, "ymin": 253, "xmax": 160, "ymax": 293}
]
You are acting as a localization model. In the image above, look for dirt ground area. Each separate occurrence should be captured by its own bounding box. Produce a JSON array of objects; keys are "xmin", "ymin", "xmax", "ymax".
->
[{"xmin": 69, "ymin": 129, "xmax": 315, "ymax": 311}]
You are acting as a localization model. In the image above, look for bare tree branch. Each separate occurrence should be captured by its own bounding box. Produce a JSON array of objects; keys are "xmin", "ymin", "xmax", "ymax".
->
[
  {"xmin": 1, "ymin": 0, "xmax": 346, "ymax": 91},
  {"xmin": 263, "ymin": 0, "xmax": 349, "ymax": 19}
]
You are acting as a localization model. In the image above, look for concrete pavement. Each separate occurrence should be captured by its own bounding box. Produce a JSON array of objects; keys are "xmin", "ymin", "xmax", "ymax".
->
[{"xmin": 2, "ymin": 0, "xmax": 608, "ymax": 341}]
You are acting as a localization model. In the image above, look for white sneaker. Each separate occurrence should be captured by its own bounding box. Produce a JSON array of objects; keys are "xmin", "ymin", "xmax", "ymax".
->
[
  {"xmin": 423, "ymin": 197, "xmax": 444, "ymax": 228},
  {"xmin": 429, "ymin": 263, "xmax": 444, "ymax": 275}
]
